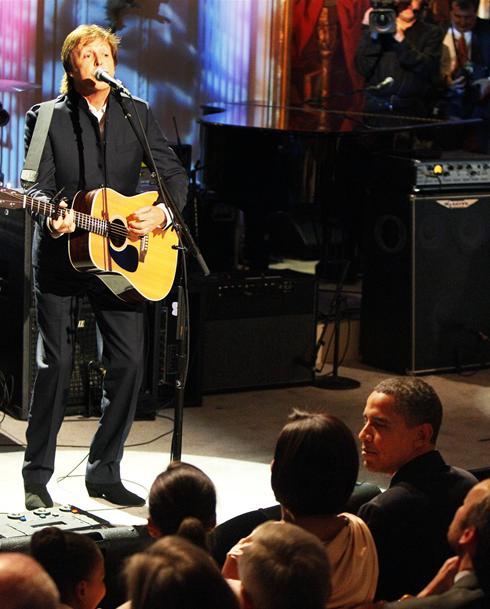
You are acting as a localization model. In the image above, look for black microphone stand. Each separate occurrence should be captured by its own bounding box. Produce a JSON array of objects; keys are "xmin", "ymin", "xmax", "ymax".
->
[
  {"xmin": 314, "ymin": 260, "xmax": 360, "ymax": 390},
  {"xmin": 116, "ymin": 89, "xmax": 209, "ymax": 462}
]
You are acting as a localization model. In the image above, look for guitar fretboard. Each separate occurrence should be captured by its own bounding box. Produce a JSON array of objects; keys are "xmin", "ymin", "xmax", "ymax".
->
[{"xmin": 10, "ymin": 191, "xmax": 110, "ymax": 237}]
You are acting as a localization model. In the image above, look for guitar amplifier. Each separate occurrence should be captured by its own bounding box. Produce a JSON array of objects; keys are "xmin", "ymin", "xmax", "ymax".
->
[
  {"xmin": 0, "ymin": 208, "xmax": 102, "ymax": 418},
  {"xmin": 370, "ymin": 151, "xmax": 490, "ymax": 193}
]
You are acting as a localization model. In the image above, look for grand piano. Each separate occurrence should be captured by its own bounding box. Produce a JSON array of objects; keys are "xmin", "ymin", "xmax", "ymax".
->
[
  {"xmin": 198, "ymin": 100, "xmax": 476, "ymax": 272},
  {"xmin": 198, "ymin": 102, "xmax": 490, "ymax": 375}
]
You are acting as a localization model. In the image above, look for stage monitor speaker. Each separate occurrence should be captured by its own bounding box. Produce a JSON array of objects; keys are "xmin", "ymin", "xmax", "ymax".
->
[
  {"xmin": 199, "ymin": 271, "xmax": 317, "ymax": 392},
  {"xmin": 361, "ymin": 189, "xmax": 490, "ymax": 373}
]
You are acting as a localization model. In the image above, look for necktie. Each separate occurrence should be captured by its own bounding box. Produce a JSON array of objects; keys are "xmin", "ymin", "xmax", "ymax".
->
[{"xmin": 456, "ymin": 34, "xmax": 469, "ymax": 69}]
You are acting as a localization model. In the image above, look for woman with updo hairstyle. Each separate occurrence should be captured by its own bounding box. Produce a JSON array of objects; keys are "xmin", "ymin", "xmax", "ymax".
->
[
  {"xmin": 223, "ymin": 409, "xmax": 379, "ymax": 609},
  {"xmin": 30, "ymin": 526, "xmax": 105, "ymax": 609},
  {"xmin": 125, "ymin": 535, "xmax": 239, "ymax": 609},
  {"xmin": 147, "ymin": 461, "xmax": 217, "ymax": 550},
  {"xmin": 271, "ymin": 409, "xmax": 359, "ymax": 516}
]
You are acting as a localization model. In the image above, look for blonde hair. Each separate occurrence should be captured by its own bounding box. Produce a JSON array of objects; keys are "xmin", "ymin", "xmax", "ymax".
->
[{"xmin": 60, "ymin": 24, "xmax": 120, "ymax": 94}]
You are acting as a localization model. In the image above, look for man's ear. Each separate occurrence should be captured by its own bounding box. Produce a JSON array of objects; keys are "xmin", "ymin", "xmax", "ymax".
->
[
  {"xmin": 416, "ymin": 423, "xmax": 434, "ymax": 446},
  {"xmin": 459, "ymin": 525, "xmax": 477, "ymax": 549},
  {"xmin": 74, "ymin": 579, "xmax": 87, "ymax": 601},
  {"xmin": 147, "ymin": 517, "xmax": 161, "ymax": 539}
]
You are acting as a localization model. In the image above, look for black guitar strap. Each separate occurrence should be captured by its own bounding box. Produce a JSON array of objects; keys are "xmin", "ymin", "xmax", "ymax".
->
[{"xmin": 21, "ymin": 99, "xmax": 57, "ymax": 189}]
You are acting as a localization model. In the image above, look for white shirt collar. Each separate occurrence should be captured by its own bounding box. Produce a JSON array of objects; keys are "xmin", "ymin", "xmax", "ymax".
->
[
  {"xmin": 454, "ymin": 569, "xmax": 474, "ymax": 584},
  {"xmin": 86, "ymin": 100, "xmax": 107, "ymax": 123},
  {"xmin": 450, "ymin": 25, "xmax": 472, "ymax": 44}
]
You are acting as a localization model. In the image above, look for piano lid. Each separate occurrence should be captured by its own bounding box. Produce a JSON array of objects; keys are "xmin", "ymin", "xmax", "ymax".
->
[{"xmin": 198, "ymin": 101, "xmax": 475, "ymax": 135}]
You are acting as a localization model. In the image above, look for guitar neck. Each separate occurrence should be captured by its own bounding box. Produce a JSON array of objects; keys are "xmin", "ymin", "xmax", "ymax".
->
[{"xmin": 24, "ymin": 193, "xmax": 107, "ymax": 236}]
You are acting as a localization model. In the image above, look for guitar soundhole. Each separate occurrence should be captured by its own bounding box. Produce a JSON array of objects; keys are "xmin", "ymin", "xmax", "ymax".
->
[{"xmin": 109, "ymin": 219, "xmax": 127, "ymax": 248}]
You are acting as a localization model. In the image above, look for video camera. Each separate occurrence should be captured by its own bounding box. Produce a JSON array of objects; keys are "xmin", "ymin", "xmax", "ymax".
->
[{"xmin": 369, "ymin": 0, "xmax": 412, "ymax": 35}]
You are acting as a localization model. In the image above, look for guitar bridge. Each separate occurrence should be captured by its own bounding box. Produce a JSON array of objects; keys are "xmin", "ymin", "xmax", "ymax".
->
[{"xmin": 139, "ymin": 234, "xmax": 149, "ymax": 262}]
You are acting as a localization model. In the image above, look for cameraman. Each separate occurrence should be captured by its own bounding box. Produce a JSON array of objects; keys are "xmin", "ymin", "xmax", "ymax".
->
[
  {"xmin": 355, "ymin": 0, "xmax": 443, "ymax": 117},
  {"xmin": 440, "ymin": 0, "xmax": 490, "ymax": 137}
]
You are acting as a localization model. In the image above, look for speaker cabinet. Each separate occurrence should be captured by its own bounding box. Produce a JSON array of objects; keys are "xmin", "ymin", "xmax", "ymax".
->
[
  {"xmin": 156, "ymin": 272, "xmax": 317, "ymax": 404},
  {"xmin": 200, "ymin": 271, "xmax": 317, "ymax": 392},
  {"xmin": 0, "ymin": 210, "xmax": 32, "ymax": 417},
  {"xmin": 361, "ymin": 190, "xmax": 490, "ymax": 373},
  {"xmin": 0, "ymin": 210, "xmax": 104, "ymax": 419}
]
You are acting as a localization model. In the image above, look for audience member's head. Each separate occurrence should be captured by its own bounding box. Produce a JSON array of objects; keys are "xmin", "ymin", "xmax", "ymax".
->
[
  {"xmin": 148, "ymin": 461, "xmax": 217, "ymax": 549},
  {"xmin": 450, "ymin": 0, "xmax": 479, "ymax": 33},
  {"xmin": 30, "ymin": 526, "xmax": 105, "ymax": 609},
  {"xmin": 237, "ymin": 521, "xmax": 330, "ymax": 609},
  {"xmin": 271, "ymin": 409, "xmax": 359, "ymax": 517},
  {"xmin": 125, "ymin": 535, "xmax": 240, "ymax": 609},
  {"xmin": 0, "ymin": 552, "xmax": 59, "ymax": 609},
  {"xmin": 447, "ymin": 478, "xmax": 490, "ymax": 593},
  {"xmin": 359, "ymin": 377, "xmax": 442, "ymax": 475}
]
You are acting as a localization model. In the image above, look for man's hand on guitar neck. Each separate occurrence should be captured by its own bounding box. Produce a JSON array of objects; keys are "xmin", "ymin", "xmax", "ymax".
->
[
  {"xmin": 47, "ymin": 200, "xmax": 76, "ymax": 238},
  {"xmin": 127, "ymin": 204, "xmax": 167, "ymax": 239}
]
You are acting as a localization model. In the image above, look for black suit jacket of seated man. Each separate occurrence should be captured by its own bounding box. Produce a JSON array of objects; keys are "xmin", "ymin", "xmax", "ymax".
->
[
  {"xmin": 384, "ymin": 571, "xmax": 487, "ymax": 609},
  {"xmin": 358, "ymin": 450, "xmax": 477, "ymax": 601}
]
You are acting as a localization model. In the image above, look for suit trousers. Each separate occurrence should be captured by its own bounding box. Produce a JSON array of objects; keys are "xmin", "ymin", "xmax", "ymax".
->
[{"xmin": 22, "ymin": 273, "xmax": 145, "ymax": 486}]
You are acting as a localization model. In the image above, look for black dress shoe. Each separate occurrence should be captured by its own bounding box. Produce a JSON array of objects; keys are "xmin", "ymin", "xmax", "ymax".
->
[
  {"xmin": 24, "ymin": 484, "xmax": 54, "ymax": 511},
  {"xmin": 85, "ymin": 481, "xmax": 146, "ymax": 507}
]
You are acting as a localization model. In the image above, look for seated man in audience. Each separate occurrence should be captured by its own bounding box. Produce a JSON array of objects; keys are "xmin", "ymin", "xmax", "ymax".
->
[
  {"xmin": 237, "ymin": 521, "xmax": 331, "ymax": 609},
  {"xmin": 382, "ymin": 478, "xmax": 490, "ymax": 608},
  {"xmin": 358, "ymin": 377, "xmax": 477, "ymax": 601},
  {"xmin": 0, "ymin": 553, "xmax": 59, "ymax": 609}
]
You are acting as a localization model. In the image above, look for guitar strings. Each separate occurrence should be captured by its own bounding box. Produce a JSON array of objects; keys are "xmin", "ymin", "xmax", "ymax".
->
[{"xmin": 7, "ymin": 190, "xmax": 134, "ymax": 239}]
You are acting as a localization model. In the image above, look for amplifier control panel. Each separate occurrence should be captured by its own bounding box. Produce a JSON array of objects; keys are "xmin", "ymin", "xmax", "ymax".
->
[
  {"xmin": 371, "ymin": 153, "xmax": 490, "ymax": 192},
  {"xmin": 415, "ymin": 158, "xmax": 490, "ymax": 189}
]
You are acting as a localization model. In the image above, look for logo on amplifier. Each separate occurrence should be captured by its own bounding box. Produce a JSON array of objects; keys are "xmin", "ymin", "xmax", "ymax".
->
[{"xmin": 436, "ymin": 198, "xmax": 479, "ymax": 209}]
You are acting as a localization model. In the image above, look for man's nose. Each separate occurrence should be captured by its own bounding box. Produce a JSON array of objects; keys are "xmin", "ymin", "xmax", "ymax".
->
[{"xmin": 359, "ymin": 424, "xmax": 370, "ymax": 441}]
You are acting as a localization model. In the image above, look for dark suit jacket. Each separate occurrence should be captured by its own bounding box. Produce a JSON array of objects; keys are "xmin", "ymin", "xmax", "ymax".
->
[
  {"xmin": 470, "ymin": 18, "xmax": 490, "ymax": 74},
  {"xmin": 358, "ymin": 451, "xmax": 477, "ymax": 601},
  {"xmin": 25, "ymin": 90, "xmax": 188, "ymax": 283},
  {"xmin": 384, "ymin": 572, "xmax": 488, "ymax": 609}
]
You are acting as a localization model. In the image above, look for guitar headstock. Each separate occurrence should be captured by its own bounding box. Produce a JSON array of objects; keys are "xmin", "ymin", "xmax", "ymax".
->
[{"xmin": 0, "ymin": 187, "xmax": 25, "ymax": 210}]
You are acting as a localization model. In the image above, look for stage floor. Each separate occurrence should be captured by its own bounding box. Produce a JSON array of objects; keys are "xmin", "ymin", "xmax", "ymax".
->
[{"xmin": 1, "ymin": 360, "xmax": 489, "ymax": 526}]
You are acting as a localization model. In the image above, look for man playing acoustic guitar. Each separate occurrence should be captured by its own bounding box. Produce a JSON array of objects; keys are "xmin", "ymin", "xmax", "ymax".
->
[{"xmin": 22, "ymin": 24, "xmax": 187, "ymax": 509}]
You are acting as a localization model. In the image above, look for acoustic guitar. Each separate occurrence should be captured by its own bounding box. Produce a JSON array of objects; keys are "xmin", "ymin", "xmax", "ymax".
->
[{"xmin": 0, "ymin": 186, "xmax": 179, "ymax": 302}]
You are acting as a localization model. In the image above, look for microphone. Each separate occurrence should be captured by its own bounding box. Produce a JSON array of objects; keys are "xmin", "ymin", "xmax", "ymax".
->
[
  {"xmin": 366, "ymin": 76, "xmax": 394, "ymax": 91},
  {"xmin": 93, "ymin": 68, "xmax": 130, "ymax": 95}
]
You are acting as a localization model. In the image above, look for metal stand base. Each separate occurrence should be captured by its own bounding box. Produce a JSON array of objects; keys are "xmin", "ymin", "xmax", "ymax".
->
[{"xmin": 314, "ymin": 374, "xmax": 360, "ymax": 390}]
